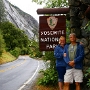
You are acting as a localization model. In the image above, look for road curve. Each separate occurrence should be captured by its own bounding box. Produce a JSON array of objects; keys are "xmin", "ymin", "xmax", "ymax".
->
[{"xmin": 0, "ymin": 56, "xmax": 44, "ymax": 90}]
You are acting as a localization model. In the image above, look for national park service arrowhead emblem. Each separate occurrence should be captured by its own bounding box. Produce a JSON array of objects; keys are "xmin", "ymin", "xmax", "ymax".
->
[{"xmin": 47, "ymin": 16, "xmax": 58, "ymax": 30}]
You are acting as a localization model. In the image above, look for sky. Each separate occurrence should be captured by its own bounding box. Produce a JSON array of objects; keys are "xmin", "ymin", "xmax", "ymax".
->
[{"xmin": 7, "ymin": 0, "xmax": 44, "ymax": 22}]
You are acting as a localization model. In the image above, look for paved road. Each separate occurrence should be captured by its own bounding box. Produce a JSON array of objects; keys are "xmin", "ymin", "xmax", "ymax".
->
[{"xmin": 0, "ymin": 56, "xmax": 44, "ymax": 90}]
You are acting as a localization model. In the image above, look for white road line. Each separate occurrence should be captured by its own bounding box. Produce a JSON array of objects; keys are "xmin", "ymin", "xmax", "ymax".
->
[{"xmin": 18, "ymin": 61, "xmax": 40, "ymax": 90}]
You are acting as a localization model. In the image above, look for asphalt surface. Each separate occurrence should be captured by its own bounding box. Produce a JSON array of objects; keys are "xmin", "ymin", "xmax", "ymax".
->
[{"xmin": 0, "ymin": 56, "xmax": 45, "ymax": 90}]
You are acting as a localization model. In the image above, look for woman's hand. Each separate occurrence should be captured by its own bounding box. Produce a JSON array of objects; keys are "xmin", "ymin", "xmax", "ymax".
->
[{"xmin": 63, "ymin": 53, "xmax": 66, "ymax": 57}]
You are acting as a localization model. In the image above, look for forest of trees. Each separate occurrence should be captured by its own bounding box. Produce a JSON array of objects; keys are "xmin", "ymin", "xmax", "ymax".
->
[{"xmin": 0, "ymin": 21, "xmax": 43, "ymax": 58}]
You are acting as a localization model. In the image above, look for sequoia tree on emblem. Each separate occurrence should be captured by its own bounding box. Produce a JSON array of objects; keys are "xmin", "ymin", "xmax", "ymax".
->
[{"xmin": 47, "ymin": 16, "xmax": 58, "ymax": 30}]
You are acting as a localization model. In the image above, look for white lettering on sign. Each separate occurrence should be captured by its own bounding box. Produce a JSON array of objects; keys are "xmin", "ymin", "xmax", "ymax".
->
[
  {"xmin": 40, "ymin": 30, "xmax": 65, "ymax": 36},
  {"xmin": 46, "ymin": 44, "xmax": 57, "ymax": 49},
  {"xmin": 40, "ymin": 37, "xmax": 59, "ymax": 42}
]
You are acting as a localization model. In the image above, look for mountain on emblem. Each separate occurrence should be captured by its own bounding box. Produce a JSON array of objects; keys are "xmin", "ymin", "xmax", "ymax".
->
[{"xmin": 47, "ymin": 16, "xmax": 58, "ymax": 30}]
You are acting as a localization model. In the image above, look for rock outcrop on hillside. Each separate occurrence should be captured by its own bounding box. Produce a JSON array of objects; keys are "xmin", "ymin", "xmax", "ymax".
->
[{"xmin": 2, "ymin": 0, "xmax": 39, "ymax": 39}]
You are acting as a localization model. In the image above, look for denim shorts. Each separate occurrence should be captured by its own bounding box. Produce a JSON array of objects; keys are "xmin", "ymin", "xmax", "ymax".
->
[{"xmin": 56, "ymin": 66, "xmax": 66, "ymax": 82}]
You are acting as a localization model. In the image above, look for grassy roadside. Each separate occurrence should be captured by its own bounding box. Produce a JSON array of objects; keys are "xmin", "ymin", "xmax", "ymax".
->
[
  {"xmin": 29, "ymin": 73, "xmax": 59, "ymax": 90},
  {"xmin": 0, "ymin": 51, "xmax": 16, "ymax": 64},
  {"xmin": 35, "ymin": 85, "xmax": 59, "ymax": 90},
  {"xmin": 29, "ymin": 58, "xmax": 59, "ymax": 90}
]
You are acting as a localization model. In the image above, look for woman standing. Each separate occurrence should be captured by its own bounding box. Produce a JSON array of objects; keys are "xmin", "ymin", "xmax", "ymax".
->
[{"xmin": 54, "ymin": 36, "xmax": 66, "ymax": 90}]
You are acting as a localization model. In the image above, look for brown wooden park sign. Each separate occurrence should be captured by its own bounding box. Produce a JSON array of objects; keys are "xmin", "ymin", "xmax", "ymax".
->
[
  {"xmin": 39, "ymin": 16, "xmax": 66, "ymax": 51},
  {"xmin": 37, "ymin": 8, "xmax": 69, "ymax": 51}
]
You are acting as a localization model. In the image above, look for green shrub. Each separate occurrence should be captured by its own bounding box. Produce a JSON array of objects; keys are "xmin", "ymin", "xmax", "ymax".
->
[
  {"xmin": 85, "ymin": 68, "xmax": 90, "ymax": 87},
  {"xmin": 38, "ymin": 68, "xmax": 58, "ymax": 86},
  {"xmin": 35, "ymin": 49, "xmax": 43, "ymax": 58},
  {"xmin": 10, "ymin": 47, "xmax": 21, "ymax": 57},
  {"xmin": 43, "ymin": 51, "xmax": 56, "ymax": 69},
  {"xmin": 20, "ymin": 47, "xmax": 30, "ymax": 55}
]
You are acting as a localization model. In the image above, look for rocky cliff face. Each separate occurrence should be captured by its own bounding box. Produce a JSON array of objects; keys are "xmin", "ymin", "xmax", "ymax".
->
[{"xmin": 3, "ymin": 0, "xmax": 39, "ymax": 39}]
